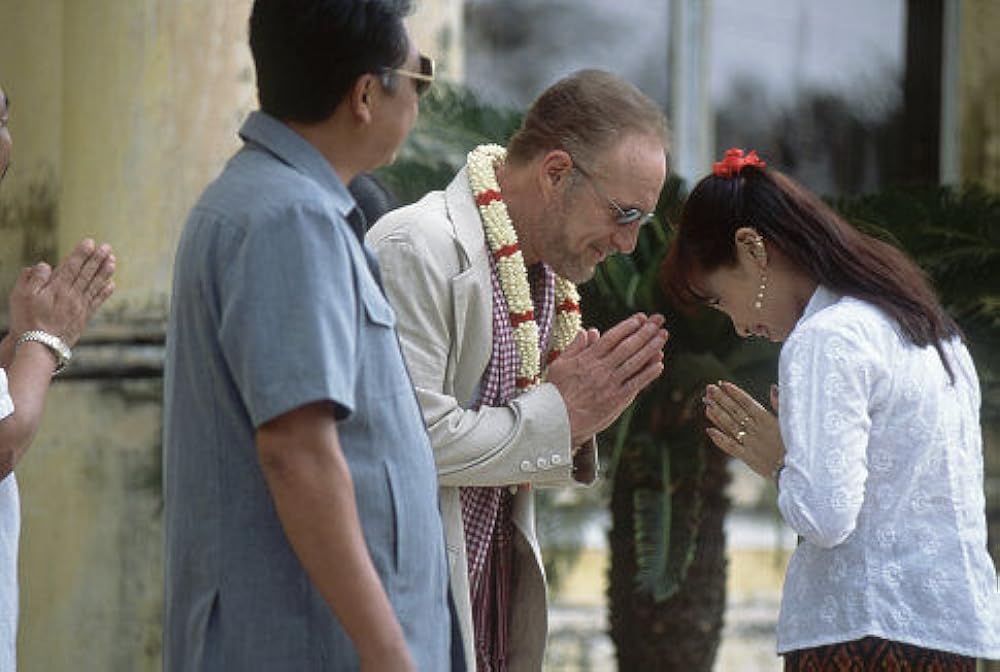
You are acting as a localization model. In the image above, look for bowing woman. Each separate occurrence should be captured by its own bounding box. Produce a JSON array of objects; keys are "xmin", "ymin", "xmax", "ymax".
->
[{"xmin": 662, "ymin": 148, "xmax": 999, "ymax": 670}]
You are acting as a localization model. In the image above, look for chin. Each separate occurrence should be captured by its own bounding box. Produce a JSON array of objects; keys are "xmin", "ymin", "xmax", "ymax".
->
[
  {"xmin": 380, "ymin": 149, "xmax": 399, "ymax": 169},
  {"xmin": 562, "ymin": 265, "xmax": 594, "ymax": 284}
]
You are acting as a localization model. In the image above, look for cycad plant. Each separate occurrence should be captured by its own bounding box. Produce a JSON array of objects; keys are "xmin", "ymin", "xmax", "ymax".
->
[
  {"xmin": 376, "ymin": 85, "xmax": 522, "ymax": 205},
  {"xmin": 835, "ymin": 184, "xmax": 1000, "ymax": 421}
]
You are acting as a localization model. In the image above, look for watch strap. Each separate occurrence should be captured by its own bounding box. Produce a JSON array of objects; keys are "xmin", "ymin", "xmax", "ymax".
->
[{"xmin": 15, "ymin": 330, "xmax": 72, "ymax": 375}]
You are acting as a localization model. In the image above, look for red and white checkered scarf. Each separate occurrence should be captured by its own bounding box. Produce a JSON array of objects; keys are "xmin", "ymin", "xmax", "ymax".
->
[{"xmin": 460, "ymin": 254, "xmax": 555, "ymax": 672}]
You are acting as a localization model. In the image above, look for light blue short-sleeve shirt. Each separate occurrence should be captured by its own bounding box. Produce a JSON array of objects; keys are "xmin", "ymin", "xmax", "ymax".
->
[{"xmin": 163, "ymin": 112, "xmax": 450, "ymax": 671}]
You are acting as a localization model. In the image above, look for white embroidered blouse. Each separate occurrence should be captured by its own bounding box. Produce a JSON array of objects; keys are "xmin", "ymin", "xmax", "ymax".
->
[
  {"xmin": 0, "ymin": 369, "xmax": 11, "ymax": 420},
  {"xmin": 775, "ymin": 286, "xmax": 999, "ymax": 658}
]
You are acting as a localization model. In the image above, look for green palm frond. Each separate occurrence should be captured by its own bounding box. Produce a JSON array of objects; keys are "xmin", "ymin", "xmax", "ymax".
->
[
  {"xmin": 632, "ymin": 427, "xmax": 706, "ymax": 602},
  {"xmin": 377, "ymin": 84, "xmax": 523, "ymax": 204},
  {"xmin": 836, "ymin": 183, "xmax": 1000, "ymax": 420},
  {"xmin": 632, "ymin": 456, "xmax": 675, "ymax": 601}
]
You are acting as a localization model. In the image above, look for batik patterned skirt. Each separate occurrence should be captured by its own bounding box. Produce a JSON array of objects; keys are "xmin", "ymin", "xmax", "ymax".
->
[{"xmin": 783, "ymin": 636, "xmax": 976, "ymax": 671}]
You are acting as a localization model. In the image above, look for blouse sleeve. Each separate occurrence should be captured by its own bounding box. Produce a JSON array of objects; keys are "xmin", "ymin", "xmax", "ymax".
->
[
  {"xmin": 0, "ymin": 368, "xmax": 12, "ymax": 421},
  {"xmin": 776, "ymin": 322, "xmax": 882, "ymax": 548}
]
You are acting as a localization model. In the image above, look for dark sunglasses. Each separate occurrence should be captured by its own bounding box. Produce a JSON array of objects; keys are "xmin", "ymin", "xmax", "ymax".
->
[{"xmin": 383, "ymin": 54, "xmax": 435, "ymax": 97}]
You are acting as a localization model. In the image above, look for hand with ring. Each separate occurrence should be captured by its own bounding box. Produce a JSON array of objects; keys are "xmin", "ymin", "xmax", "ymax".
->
[{"xmin": 703, "ymin": 380, "xmax": 784, "ymax": 481}]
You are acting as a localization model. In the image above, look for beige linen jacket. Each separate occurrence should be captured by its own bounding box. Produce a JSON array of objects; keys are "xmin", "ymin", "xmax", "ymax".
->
[{"xmin": 367, "ymin": 168, "xmax": 597, "ymax": 671}]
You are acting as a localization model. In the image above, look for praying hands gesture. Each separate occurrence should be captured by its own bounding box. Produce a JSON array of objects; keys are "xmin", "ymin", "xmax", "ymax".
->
[
  {"xmin": 547, "ymin": 313, "xmax": 668, "ymax": 447},
  {"xmin": 0, "ymin": 238, "xmax": 115, "ymax": 477},
  {"xmin": 6, "ymin": 238, "xmax": 116, "ymax": 352},
  {"xmin": 703, "ymin": 381, "xmax": 784, "ymax": 481}
]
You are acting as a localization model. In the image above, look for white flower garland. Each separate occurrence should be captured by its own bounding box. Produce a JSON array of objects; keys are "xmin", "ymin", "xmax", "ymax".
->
[{"xmin": 467, "ymin": 144, "xmax": 582, "ymax": 390}]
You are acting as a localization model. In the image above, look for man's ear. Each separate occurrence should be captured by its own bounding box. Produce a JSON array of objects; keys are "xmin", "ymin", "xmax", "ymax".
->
[
  {"xmin": 734, "ymin": 226, "xmax": 768, "ymax": 269},
  {"xmin": 348, "ymin": 74, "xmax": 378, "ymax": 125},
  {"xmin": 538, "ymin": 149, "xmax": 574, "ymax": 197}
]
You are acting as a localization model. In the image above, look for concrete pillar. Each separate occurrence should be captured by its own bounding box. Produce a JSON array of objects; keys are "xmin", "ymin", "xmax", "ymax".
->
[
  {"xmin": 56, "ymin": 1, "xmax": 256, "ymax": 317},
  {"xmin": 668, "ymin": 0, "xmax": 713, "ymax": 185}
]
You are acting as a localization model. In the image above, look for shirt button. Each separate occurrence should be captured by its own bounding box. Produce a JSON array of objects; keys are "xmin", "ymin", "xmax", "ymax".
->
[
  {"xmin": 551, "ymin": 454, "xmax": 563, "ymax": 465},
  {"xmin": 537, "ymin": 457, "xmax": 549, "ymax": 469},
  {"xmin": 520, "ymin": 460, "xmax": 532, "ymax": 472}
]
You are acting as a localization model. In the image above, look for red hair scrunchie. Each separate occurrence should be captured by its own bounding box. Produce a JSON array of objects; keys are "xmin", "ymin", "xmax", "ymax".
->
[{"xmin": 713, "ymin": 148, "xmax": 767, "ymax": 178}]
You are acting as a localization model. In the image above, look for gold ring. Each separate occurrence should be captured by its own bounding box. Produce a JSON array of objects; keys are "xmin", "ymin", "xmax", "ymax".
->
[{"xmin": 735, "ymin": 429, "xmax": 747, "ymax": 445}]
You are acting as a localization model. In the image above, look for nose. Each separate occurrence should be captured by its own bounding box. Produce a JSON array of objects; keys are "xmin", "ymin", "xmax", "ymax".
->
[{"xmin": 609, "ymin": 223, "xmax": 641, "ymax": 254}]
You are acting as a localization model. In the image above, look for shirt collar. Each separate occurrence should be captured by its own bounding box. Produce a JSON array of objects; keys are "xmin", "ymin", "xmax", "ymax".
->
[
  {"xmin": 795, "ymin": 284, "xmax": 841, "ymax": 330},
  {"xmin": 238, "ymin": 111, "xmax": 356, "ymax": 219}
]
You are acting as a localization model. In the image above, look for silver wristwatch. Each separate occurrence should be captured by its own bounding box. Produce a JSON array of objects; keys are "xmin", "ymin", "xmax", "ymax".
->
[{"xmin": 15, "ymin": 330, "xmax": 73, "ymax": 375}]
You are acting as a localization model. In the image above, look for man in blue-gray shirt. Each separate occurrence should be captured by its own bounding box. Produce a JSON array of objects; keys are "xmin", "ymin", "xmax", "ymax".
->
[{"xmin": 162, "ymin": 1, "xmax": 449, "ymax": 670}]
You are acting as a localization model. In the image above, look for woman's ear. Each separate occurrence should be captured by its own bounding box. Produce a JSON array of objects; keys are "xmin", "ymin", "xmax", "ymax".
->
[{"xmin": 734, "ymin": 226, "xmax": 768, "ymax": 269}]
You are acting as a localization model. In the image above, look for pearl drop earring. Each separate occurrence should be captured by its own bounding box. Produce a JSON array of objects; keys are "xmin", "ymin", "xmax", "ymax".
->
[
  {"xmin": 752, "ymin": 238, "xmax": 767, "ymax": 311},
  {"xmin": 754, "ymin": 273, "xmax": 767, "ymax": 310}
]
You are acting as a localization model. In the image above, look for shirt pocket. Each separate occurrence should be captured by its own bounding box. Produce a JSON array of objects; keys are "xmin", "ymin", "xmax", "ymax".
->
[
  {"xmin": 383, "ymin": 461, "xmax": 403, "ymax": 574},
  {"xmin": 358, "ymin": 288, "xmax": 410, "ymax": 402},
  {"xmin": 361, "ymin": 288, "xmax": 397, "ymax": 330}
]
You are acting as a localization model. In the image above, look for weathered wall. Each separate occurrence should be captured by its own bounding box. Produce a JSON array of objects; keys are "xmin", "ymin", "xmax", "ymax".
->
[
  {"xmin": 959, "ymin": 0, "xmax": 1000, "ymax": 191},
  {"xmin": 19, "ymin": 380, "xmax": 163, "ymax": 671}
]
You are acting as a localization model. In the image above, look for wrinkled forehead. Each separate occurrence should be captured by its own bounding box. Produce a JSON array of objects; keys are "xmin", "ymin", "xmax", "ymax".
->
[
  {"xmin": 597, "ymin": 133, "xmax": 665, "ymax": 173},
  {"xmin": 597, "ymin": 133, "xmax": 667, "ymax": 200}
]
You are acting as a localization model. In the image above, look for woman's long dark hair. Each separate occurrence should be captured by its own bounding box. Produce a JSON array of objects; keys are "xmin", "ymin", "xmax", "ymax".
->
[{"xmin": 662, "ymin": 164, "xmax": 961, "ymax": 378}]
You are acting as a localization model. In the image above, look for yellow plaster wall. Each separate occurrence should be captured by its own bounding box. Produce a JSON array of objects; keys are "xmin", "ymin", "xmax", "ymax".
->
[
  {"xmin": 0, "ymin": 3, "xmax": 65, "ymax": 297},
  {"xmin": 0, "ymin": 2, "xmax": 63, "ymax": 188},
  {"xmin": 18, "ymin": 380, "xmax": 163, "ymax": 671},
  {"xmin": 959, "ymin": 0, "xmax": 1000, "ymax": 190},
  {"xmin": 58, "ymin": 0, "xmax": 254, "ymax": 319}
]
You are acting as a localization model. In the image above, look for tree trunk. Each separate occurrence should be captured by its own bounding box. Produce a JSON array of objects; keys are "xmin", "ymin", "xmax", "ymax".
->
[{"xmin": 608, "ymin": 443, "xmax": 730, "ymax": 671}]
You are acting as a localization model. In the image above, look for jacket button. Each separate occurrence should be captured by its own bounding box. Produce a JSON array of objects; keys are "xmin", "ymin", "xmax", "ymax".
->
[
  {"xmin": 520, "ymin": 460, "xmax": 532, "ymax": 472},
  {"xmin": 551, "ymin": 454, "xmax": 563, "ymax": 465},
  {"xmin": 537, "ymin": 457, "xmax": 549, "ymax": 468}
]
